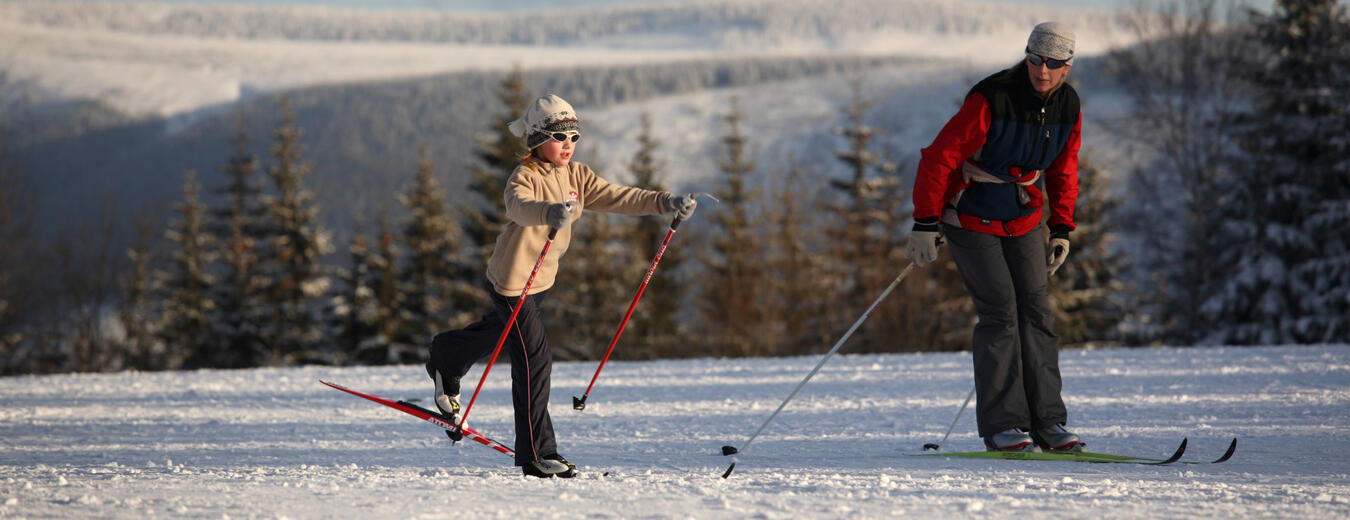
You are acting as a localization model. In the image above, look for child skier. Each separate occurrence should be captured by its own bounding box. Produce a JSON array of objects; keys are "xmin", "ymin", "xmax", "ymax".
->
[{"xmin": 425, "ymin": 94, "xmax": 700, "ymax": 477}]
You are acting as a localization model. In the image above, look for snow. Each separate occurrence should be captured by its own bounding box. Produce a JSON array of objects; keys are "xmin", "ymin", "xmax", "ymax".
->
[
  {"xmin": 3, "ymin": 344, "xmax": 1348, "ymax": 518},
  {"xmin": 0, "ymin": 0, "xmax": 1142, "ymax": 119}
]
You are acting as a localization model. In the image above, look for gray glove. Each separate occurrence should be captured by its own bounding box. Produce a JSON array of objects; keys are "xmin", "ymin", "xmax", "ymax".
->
[
  {"xmin": 1047, "ymin": 227, "xmax": 1070, "ymax": 277},
  {"xmin": 905, "ymin": 217, "xmax": 943, "ymax": 267},
  {"xmin": 547, "ymin": 201, "xmax": 579, "ymax": 229},
  {"xmin": 665, "ymin": 193, "xmax": 698, "ymax": 221}
]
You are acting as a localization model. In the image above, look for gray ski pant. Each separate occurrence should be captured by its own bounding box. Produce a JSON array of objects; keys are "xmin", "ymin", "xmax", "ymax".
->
[
  {"xmin": 428, "ymin": 282, "xmax": 556, "ymax": 466},
  {"xmin": 944, "ymin": 224, "xmax": 1067, "ymax": 438}
]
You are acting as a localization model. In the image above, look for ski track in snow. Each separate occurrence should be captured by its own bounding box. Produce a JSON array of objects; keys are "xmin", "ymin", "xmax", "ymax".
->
[{"xmin": 2, "ymin": 345, "xmax": 1348, "ymax": 518}]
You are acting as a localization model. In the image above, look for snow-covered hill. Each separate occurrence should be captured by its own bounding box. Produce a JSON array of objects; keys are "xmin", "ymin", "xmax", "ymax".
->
[
  {"xmin": 3, "ymin": 345, "xmax": 1347, "ymax": 517},
  {"xmin": 0, "ymin": 0, "xmax": 1141, "ymax": 118}
]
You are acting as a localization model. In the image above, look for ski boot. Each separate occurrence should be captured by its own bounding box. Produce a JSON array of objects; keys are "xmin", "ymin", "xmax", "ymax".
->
[
  {"xmin": 984, "ymin": 428, "xmax": 1038, "ymax": 452},
  {"xmin": 1032, "ymin": 424, "xmax": 1085, "ymax": 452}
]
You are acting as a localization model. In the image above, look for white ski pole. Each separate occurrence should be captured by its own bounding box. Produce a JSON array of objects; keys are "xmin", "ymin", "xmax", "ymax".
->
[{"xmin": 720, "ymin": 262, "xmax": 917, "ymax": 478}]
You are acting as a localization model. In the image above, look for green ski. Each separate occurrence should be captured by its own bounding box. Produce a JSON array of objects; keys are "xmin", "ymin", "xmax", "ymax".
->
[{"xmin": 911, "ymin": 438, "xmax": 1189, "ymax": 465}]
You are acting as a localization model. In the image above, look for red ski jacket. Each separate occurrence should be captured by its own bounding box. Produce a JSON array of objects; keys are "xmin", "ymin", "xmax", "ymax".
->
[{"xmin": 912, "ymin": 68, "xmax": 1081, "ymax": 237}]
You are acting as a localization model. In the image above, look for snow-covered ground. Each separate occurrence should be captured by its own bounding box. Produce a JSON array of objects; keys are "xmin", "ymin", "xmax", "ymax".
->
[{"xmin": 2, "ymin": 344, "xmax": 1347, "ymax": 518}]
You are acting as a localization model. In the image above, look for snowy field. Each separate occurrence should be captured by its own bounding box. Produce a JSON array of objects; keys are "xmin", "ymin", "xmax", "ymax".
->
[{"xmin": 2, "ymin": 344, "xmax": 1348, "ymax": 518}]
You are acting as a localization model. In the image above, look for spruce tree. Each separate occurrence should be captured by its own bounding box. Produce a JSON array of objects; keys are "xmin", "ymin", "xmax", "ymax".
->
[
  {"xmin": 762, "ymin": 159, "xmax": 832, "ymax": 356},
  {"xmin": 260, "ymin": 98, "xmax": 333, "ymax": 365},
  {"xmin": 330, "ymin": 234, "xmax": 379, "ymax": 365},
  {"xmin": 552, "ymin": 211, "xmax": 636, "ymax": 360},
  {"xmin": 465, "ymin": 66, "xmax": 529, "ymax": 274},
  {"xmin": 367, "ymin": 218, "xmax": 405, "ymax": 362},
  {"xmin": 1048, "ymin": 154, "xmax": 1127, "ymax": 347},
  {"xmin": 1202, "ymin": 0, "xmax": 1350, "ymax": 344},
  {"xmin": 697, "ymin": 98, "xmax": 770, "ymax": 357},
  {"xmin": 625, "ymin": 113, "xmax": 686, "ymax": 358},
  {"xmin": 210, "ymin": 118, "xmax": 269, "ymax": 368},
  {"xmin": 399, "ymin": 146, "xmax": 475, "ymax": 349},
  {"xmin": 826, "ymin": 81, "xmax": 911, "ymax": 352},
  {"xmin": 118, "ymin": 220, "xmax": 162, "ymax": 370},
  {"xmin": 161, "ymin": 171, "xmax": 216, "ymax": 369}
]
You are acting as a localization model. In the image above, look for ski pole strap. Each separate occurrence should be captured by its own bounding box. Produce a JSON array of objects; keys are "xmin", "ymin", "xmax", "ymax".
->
[{"xmin": 732, "ymin": 262, "xmax": 917, "ymax": 455}]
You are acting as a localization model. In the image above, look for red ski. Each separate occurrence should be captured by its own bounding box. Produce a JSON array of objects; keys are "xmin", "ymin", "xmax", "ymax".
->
[{"xmin": 321, "ymin": 380, "xmax": 513, "ymax": 457}]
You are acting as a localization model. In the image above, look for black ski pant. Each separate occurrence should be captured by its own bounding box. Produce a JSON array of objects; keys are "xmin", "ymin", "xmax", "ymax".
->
[
  {"xmin": 427, "ymin": 282, "xmax": 556, "ymax": 466},
  {"xmin": 945, "ymin": 224, "xmax": 1067, "ymax": 438}
]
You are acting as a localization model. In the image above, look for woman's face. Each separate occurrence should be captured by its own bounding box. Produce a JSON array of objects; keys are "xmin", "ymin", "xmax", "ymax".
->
[
  {"xmin": 536, "ymin": 131, "xmax": 580, "ymax": 166},
  {"xmin": 1025, "ymin": 54, "xmax": 1071, "ymax": 96}
]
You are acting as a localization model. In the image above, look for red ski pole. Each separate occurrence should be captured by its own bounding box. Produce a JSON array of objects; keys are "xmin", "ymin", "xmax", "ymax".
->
[
  {"xmin": 456, "ymin": 227, "xmax": 557, "ymax": 433},
  {"xmin": 573, "ymin": 215, "xmax": 684, "ymax": 411}
]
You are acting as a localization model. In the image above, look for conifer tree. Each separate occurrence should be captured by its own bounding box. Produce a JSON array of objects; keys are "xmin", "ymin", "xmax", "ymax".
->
[
  {"xmin": 118, "ymin": 220, "xmax": 162, "ymax": 370},
  {"xmin": 400, "ymin": 146, "xmax": 476, "ymax": 348},
  {"xmin": 210, "ymin": 118, "xmax": 269, "ymax": 368},
  {"xmin": 762, "ymin": 160, "xmax": 832, "ymax": 356},
  {"xmin": 330, "ymin": 234, "xmax": 378, "ymax": 365},
  {"xmin": 625, "ymin": 113, "xmax": 686, "ymax": 358},
  {"xmin": 826, "ymin": 81, "xmax": 907, "ymax": 351},
  {"xmin": 367, "ymin": 218, "xmax": 405, "ymax": 362},
  {"xmin": 465, "ymin": 66, "xmax": 529, "ymax": 273},
  {"xmin": 161, "ymin": 171, "xmax": 216, "ymax": 368},
  {"xmin": 260, "ymin": 98, "xmax": 333, "ymax": 365},
  {"xmin": 697, "ymin": 98, "xmax": 770, "ymax": 357},
  {"xmin": 552, "ymin": 211, "xmax": 636, "ymax": 360},
  {"xmin": 1202, "ymin": 0, "xmax": 1350, "ymax": 344},
  {"xmin": 1048, "ymin": 154, "xmax": 1126, "ymax": 347}
]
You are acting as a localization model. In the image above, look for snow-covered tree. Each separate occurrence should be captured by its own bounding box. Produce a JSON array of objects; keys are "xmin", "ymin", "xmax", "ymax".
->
[
  {"xmin": 160, "ymin": 171, "xmax": 216, "ymax": 368},
  {"xmin": 1200, "ymin": 0, "xmax": 1350, "ymax": 344},
  {"xmin": 260, "ymin": 99, "xmax": 333, "ymax": 365},
  {"xmin": 209, "ymin": 118, "xmax": 270, "ymax": 368},
  {"xmin": 1109, "ymin": 0, "xmax": 1251, "ymax": 344},
  {"xmin": 329, "ymin": 234, "xmax": 379, "ymax": 365}
]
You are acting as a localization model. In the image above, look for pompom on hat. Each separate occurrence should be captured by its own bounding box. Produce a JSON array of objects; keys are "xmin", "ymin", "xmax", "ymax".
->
[
  {"xmin": 509, "ymin": 94, "xmax": 581, "ymax": 149},
  {"xmin": 1026, "ymin": 22, "xmax": 1075, "ymax": 64}
]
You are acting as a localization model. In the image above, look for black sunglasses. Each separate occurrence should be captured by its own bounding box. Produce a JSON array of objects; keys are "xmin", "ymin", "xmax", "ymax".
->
[
  {"xmin": 550, "ymin": 132, "xmax": 581, "ymax": 143},
  {"xmin": 1025, "ymin": 52, "xmax": 1069, "ymax": 70}
]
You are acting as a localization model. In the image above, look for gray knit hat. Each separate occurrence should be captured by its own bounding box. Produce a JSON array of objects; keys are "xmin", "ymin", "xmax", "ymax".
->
[
  {"xmin": 1026, "ymin": 22, "xmax": 1075, "ymax": 64},
  {"xmin": 508, "ymin": 94, "xmax": 581, "ymax": 149}
]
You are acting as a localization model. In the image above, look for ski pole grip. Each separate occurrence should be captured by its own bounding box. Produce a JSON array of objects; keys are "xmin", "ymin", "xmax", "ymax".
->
[
  {"xmin": 547, "ymin": 227, "xmax": 558, "ymax": 240},
  {"xmin": 670, "ymin": 216, "xmax": 684, "ymax": 231}
]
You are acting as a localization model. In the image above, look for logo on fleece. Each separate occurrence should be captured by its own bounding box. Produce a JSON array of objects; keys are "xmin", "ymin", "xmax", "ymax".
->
[{"xmin": 568, "ymin": 191, "xmax": 579, "ymax": 203}]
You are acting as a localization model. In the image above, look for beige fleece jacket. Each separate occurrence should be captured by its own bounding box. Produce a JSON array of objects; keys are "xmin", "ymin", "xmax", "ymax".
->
[{"xmin": 486, "ymin": 160, "xmax": 671, "ymax": 296}]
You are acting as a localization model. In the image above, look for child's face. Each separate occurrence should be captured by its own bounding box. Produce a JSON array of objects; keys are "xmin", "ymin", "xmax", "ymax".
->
[{"xmin": 536, "ymin": 131, "xmax": 579, "ymax": 166}]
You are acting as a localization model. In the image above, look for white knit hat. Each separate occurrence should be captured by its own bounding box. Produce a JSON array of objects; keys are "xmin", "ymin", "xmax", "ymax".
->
[
  {"xmin": 1026, "ymin": 22, "xmax": 1075, "ymax": 64},
  {"xmin": 508, "ymin": 94, "xmax": 580, "ymax": 149}
]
